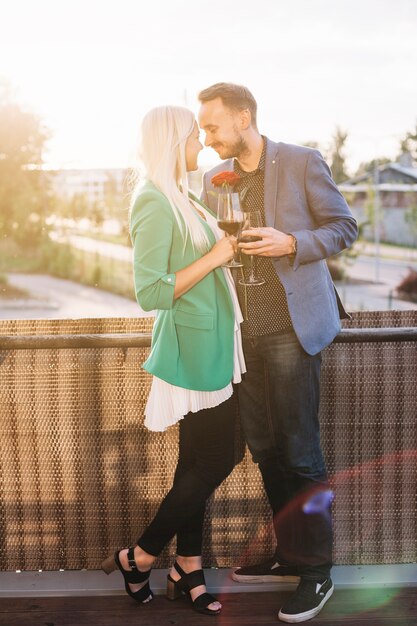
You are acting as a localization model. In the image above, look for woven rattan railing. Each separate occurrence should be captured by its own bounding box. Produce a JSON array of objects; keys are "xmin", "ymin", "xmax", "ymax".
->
[{"xmin": 0, "ymin": 311, "xmax": 416, "ymax": 571}]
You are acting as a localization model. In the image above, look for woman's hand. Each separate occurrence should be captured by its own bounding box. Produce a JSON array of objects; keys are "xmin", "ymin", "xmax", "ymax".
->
[
  {"xmin": 173, "ymin": 236, "xmax": 236, "ymax": 300},
  {"xmin": 207, "ymin": 236, "xmax": 237, "ymax": 268}
]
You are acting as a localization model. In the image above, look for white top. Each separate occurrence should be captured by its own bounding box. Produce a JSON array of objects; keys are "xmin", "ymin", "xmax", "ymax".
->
[{"xmin": 144, "ymin": 207, "xmax": 246, "ymax": 432}]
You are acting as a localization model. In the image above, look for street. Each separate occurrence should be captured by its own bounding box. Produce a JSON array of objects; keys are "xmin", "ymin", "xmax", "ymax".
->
[
  {"xmin": 0, "ymin": 273, "xmax": 152, "ymax": 320},
  {"xmin": 1, "ymin": 236, "xmax": 416, "ymax": 319},
  {"xmin": 337, "ymin": 255, "xmax": 417, "ymax": 312}
]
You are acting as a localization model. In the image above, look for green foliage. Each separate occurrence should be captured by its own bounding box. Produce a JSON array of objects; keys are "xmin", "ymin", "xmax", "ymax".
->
[
  {"xmin": 40, "ymin": 240, "xmax": 75, "ymax": 278},
  {"xmin": 349, "ymin": 122, "xmax": 417, "ymax": 177},
  {"xmin": 364, "ymin": 183, "xmax": 384, "ymax": 232},
  {"xmin": 396, "ymin": 268, "xmax": 417, "ymax": 303},
  {"xmin": 90, "ymin": 200, "xmax": 106, "ymax": 229},
  {"xmin": 302, "ymin": 130, "xmax": 349, "ymax": 182},
  {"xmin": 68, "ymin": 247, "xmax": 134, "ymax": 299},
  {"xmin": 0, "ymin": 86, "xmax": 53, "ymax": 249},
  {"xmin": 0, "ymin": 82, "xmax": 135, "ymax": 302},
  {"xmin": 52, "ymin": 192, "xmax": 90, "ymax": 221},
  {"xmin": 50, "ymin": 172, "xmax": 131, "ymax": 238},
  {"xmin": 0, "ymin": 271, "xmax": 29, "ymax": 299},
  {"xmin": 0, "ymin": 236, "xmax": 135, "ymax": 300},
  {"xmin": 354, "ymin": 157, "xmax": 391, "ymax": 177},
  {"xmin": 398, "ymin": 123, "xmax": 417, "ymax": 161},
  {"xmin": 328, "ymin": 126, "xmax": 349, "ymax": 183},
  {"xmin": 365, "ymin": 184, "xmax": 376, "ymax": 226},
  {"xmin": 303, "ymin": 140, "xmax": 321, "ymax": 150},
  {"xmin": 92, "ymin": 265, "xmax": 101, "ymax": 286}
]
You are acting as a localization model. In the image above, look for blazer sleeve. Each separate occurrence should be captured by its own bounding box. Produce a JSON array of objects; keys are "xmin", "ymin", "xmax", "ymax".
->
[
  {"xmin": 289, "ymin": 150, "xmax": 358, "ymax": 270},
  {"xmin": 130, "ymin": 193, "xmax": 177, "ymax": 311}
]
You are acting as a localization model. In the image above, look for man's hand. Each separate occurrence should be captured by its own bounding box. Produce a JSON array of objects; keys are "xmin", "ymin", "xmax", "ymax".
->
[{"xmin": 238, "ymin": 227, "xmax": 294, "ymax": 257}]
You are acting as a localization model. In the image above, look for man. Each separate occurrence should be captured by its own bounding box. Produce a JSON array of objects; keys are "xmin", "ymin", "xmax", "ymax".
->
[{"xmin": 198, "ymin": 83, "xmax": 358, "ymax": 623}]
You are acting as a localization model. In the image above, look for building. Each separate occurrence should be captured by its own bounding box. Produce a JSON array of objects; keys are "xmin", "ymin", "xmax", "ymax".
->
[
  {"xmin": 50, "ymin": 167, "xmax": 209, "ymax": 203},
  {"xmin": 339, "ymin": 157, "xmax": 417, "ymax": 246},
  {"xmin": 51, "ymin": 168, "xmax": 130, "ymax": 205}
]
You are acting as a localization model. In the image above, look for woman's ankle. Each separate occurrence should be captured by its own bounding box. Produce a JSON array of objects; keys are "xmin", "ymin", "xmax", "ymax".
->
[
  {"xmin": 134, "ymin": 546, "xmax": 155, "ymax": 570},
  {"xmin": 175, "ymin": 554, "xmax": 202, "ymax": 572},
  {"xmin": 120, "ymin": 545, "xmax": 154, "ymax": 571}
]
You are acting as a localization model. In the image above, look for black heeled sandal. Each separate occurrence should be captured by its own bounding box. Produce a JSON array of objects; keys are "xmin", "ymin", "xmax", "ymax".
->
[
  {"xmin": 101, "ymin": 546, "xmax": 153, "ymax": 604},
  {"xmin": 166, "ymin": 561, "xmax": 221, "ymax": 616}
]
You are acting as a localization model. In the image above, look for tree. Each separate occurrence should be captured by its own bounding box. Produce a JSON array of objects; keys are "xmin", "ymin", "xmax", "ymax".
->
[
  {"xmin": 354, "ymin": 157, "xmax": 392, "ymax": 178},
  {"xmin": 0, "ymin": 80, "xmax": 52, "ymax": 248},
  {"xmin": 52, "ymin": 192, "xmax": 90, "ymax": 222},
  {"xmin": 303, "ymin": 140, "xmax": 321, "ymax": 150},
  {"xmin": 398, "ymin": 122, "xmax": 417, "ymax": 162},
  {"xmin": 327, "ymin": 126, "xmax": 349, "ymax": 183}
]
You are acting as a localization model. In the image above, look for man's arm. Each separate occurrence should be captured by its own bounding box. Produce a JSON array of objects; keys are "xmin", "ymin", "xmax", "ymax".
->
[{"xmin": 239, "ymin": 150, "xmax": 358, "ymax": 270}]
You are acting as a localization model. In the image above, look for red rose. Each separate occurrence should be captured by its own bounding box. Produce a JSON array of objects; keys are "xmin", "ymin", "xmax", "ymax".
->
[{"xmin": 211, "ymin": 171, "xmax": 241, "ymax": 188}]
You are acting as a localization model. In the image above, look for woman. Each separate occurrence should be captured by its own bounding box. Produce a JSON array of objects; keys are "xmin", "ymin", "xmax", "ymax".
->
[{"xmin": 101, "ymin": 106, "xmax": 245, "ymax": 616}]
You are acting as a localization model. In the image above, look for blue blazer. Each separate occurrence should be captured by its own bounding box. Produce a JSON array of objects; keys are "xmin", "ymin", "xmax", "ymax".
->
[{"xmin": 201, "ymin": 138, "xmax": 358, "ymax": 355}]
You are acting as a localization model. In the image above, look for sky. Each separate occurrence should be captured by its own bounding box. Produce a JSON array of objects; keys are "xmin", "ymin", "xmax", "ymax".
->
[{"xmin": 1, "ymin": 0, "xmax": 417, "ymax": 175}]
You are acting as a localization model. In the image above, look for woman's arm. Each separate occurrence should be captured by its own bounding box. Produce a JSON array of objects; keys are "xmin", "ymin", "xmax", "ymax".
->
[
  {"xmin": 130, "ymin": 193, "xmax": 235, "ymax": 310},
  {"xmin": 173, "ymin": 236, "xmax": 235, "ymax": 299},
  {"xmin": 131, "ymin": 196, "xmax": 177, "ymax": 311}
]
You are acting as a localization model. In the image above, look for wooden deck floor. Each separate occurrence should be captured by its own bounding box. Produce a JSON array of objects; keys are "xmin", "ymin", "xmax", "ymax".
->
[{"xmin": 0, "ymin": 588, "xmax": 416, "ymax": 626}]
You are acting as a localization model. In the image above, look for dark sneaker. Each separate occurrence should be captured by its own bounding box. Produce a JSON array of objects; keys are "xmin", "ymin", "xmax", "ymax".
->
[
  {"xmin": 232, "ymin": 558, "xmax": 300, "ymax": 583},
  {"xmin": 278, "ymin": 578, "xmax": 334, "ymax": 623}
]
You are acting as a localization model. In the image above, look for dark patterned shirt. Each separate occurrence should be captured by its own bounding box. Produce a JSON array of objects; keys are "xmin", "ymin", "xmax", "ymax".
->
[{"xmin": 233, "ymin": 138, "xmax": 293, "ymax": 337}]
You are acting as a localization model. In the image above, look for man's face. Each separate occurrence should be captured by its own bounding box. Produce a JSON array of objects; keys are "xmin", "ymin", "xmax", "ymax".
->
[{"xmin": 198, "ymin": 97, "xmax": 247, "ymax": 160}]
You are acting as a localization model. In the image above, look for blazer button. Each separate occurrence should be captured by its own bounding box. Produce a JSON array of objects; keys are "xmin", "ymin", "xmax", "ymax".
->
[{"xmin": 167, "ymin": 278, "xmax": 172, "ymax": 282}]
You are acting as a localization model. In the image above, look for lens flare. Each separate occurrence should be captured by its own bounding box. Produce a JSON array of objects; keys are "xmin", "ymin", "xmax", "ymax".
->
[
  {"xmin": 303, "ymin": 488, "xmax": 334, "ymax": 514},
  {"xmin": 222, "ymin": 450, "xmax": 417, "ymax": 619}
]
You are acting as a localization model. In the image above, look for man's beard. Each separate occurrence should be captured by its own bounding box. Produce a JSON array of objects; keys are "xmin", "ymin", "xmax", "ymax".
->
[{"xmin": 219, "ymin": 133, "xmax": 248, "ymax": 160}]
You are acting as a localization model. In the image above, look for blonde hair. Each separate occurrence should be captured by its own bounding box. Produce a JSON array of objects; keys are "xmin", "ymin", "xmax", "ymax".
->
[{"xmin": 132, "ymin": 105, "xmax": 210, "ymax": 251}]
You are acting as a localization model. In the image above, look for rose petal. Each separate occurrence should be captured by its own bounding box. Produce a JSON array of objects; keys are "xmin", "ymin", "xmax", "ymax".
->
[{"xmin": 211, "ymin": 171, "xmax": 241, "ymax": 187}]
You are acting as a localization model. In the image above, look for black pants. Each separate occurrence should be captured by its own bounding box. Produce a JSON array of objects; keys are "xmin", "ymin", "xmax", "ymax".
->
[{"xmin": 137, "ymin": 394, "xmax": 236, "ymax": 556}]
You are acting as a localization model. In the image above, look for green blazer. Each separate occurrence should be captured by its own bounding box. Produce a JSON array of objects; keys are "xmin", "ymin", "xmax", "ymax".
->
[{"xmin": 130, "ymin": 181, "xmax": 235, "ymax": 391}]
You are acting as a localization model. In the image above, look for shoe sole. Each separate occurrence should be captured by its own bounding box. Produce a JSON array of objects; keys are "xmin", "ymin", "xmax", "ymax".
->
[
  {"xmin": 278, "ymin": 584, "xmax": 334, "ymax": 623},
  {"xmin": 232, "ymin": 572, "xmax": 300, "ymax": 584}
]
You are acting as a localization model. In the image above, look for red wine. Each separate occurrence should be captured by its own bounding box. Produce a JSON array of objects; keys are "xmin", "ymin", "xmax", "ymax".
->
[
  {"xmin": 239, "ymin": 234, "xmax": 262, "ymax": 243},
  {"xmin": 217, "ymin": 220, "xmax": 244, "ymax": 236}
]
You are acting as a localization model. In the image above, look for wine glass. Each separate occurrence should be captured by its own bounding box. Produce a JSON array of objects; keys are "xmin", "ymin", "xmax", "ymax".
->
[
  {"xmin": 216, "ymin": 191, "xmax": 244, "ymax": 268},
  {"xmin": 238, "ymin": 211, "xmax": 266, "ymax": 286}
]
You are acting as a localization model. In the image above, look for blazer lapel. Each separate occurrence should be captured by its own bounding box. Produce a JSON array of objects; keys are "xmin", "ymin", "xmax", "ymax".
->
[{"xmin": 264, "ymin": 138, "xmax": 280, "ymax": 228}]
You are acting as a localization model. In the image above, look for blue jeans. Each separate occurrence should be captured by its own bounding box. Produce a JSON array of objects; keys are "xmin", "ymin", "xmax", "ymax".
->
[{"xmin": 238, "ymin": 329, "xmax": 332, "ymax": 581}]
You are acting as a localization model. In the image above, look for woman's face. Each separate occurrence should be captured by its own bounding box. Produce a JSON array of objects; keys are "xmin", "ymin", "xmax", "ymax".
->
[{"xmin": 185, "ymin": 122, "xmax": 203, "ymax": 172}]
